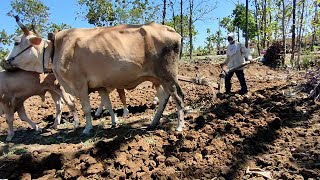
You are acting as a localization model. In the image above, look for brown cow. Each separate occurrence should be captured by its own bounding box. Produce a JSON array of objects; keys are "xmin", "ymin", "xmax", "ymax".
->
[{"xmin": 6, "ymin": 19, "xmax": 184, "ymax": 134}]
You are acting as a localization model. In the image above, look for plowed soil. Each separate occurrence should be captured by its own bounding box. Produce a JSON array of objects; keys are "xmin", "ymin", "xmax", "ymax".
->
[{"xmin": 0, "ymin": 61, "xmax": 319, "ymax": 179}]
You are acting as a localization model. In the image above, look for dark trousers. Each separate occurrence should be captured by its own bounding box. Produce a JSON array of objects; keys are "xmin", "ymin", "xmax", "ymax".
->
[{"xmin": 225, "ymin": 70, "xmax": 248, "ymax": 93}]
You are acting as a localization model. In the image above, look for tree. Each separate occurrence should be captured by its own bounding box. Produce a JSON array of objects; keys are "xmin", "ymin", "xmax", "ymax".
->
[
  {"xmin": 205, "ymin": 28, "xmax": 214, "ymax": 54},
  {"xmin": 220, "ymin": 4, "xmax": 257, "ymax": 42},
  {"xmin": 262, "ymin": 0, "xmax": 267, "ymax": 48},
  {"xmin": 254, "ymin": 0, "xmax": 261, "ymax": 56},
  {"xmin": 187, "ymin": 0, "xmax": 217, "ymax": 59},
  {"xmin": 282, "ymin": 0, "xmax": 286, "ymax": 66},
  {"xmin": 188, "ymin": 0, "xmax": 194, "ymax": 59},
  {"xmin": 165, "ymin": 15, "xmax": 197, "ymax": 54},
  {"xmin": 311, "ymin": 1, "xmax": 319, "ymax": 52},
  {"xmin": 7, "ymin": 0, "xmax": 50, "ymax": 36},
  {"xmin": 290, "ymin": 0, "xmax": 296, "ymax": 67},
  {"xmin": 220, "ymin": 16, "xmax": 235, "ymax": 33},
  {"xmin": 162, "ymin": 0, "xmax": 167, "ymax": 24},
  {"xmin": 169, "ymin": 0, "xmax": 176, "ymax": 29},
  {"xmin": 232, "ymin": 4, "xmax": 258, "ymax": 40},
  {"xmin": 180, "ymin": 0, "xmax": 183, "ymax": 56},
  {"xmin": 205, "ymin": 28, "xmax": 223, "ymax": 54},
  {"xmin": 245, "ymin": 0, "xmax": 249, "ymax": 47},
  {"xmin": 0, "ymin": 30, "xmax": 12, "ymax": 61},
  {"xmin": 77, "ymin": 0, "xmax": 115, "ymax": 26},
  {"xmin": 78, "ymin": 0, "xmax": 161, "ymax": 26},
  {"xmin": 47, "ymin": 23, "xmax": 72, "ymax": 33},
  {"xmin": 297, "ymin": 0, "xmax": 306, "ymax": 69}
]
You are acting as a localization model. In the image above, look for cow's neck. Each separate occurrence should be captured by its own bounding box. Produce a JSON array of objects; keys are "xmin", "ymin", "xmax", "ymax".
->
[{"xmin": 41, "ymin": 40, "xmax": 53, "ymax": 73}]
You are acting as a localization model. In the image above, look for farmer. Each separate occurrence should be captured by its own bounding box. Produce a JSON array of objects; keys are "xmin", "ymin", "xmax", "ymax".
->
[{"xmin": 220, "ymin": 33, "xmax": 252, "ymax": 95}]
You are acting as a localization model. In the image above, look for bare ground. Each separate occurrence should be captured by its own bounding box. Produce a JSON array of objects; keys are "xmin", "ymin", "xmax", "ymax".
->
[{"xmin": 0, "ymin": 61, "xmax": 319, "ymax": 179}]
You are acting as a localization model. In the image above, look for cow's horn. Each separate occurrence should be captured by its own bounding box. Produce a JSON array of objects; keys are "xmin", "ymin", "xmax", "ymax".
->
[
  {"xmin": 14, "ymin": 15, "xmax": 29, "ymax": 35},
  {"xmin": 31, "ymin": 23, "xmax": 40, "ymax": 36}
]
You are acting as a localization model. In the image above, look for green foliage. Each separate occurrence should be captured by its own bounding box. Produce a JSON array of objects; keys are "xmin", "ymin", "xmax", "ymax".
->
[
  {"xmin": 220, "ymin": 16, "xmax": 235, "ymax": 32},
  {"xmin": 77, "ymin": 0, "xmax": 161, "ymax": 26},
  {"xmin": 219, "ymin": 4, "xmax": 257, "ymax": 40},
  {"xmin": 47, "ymin": 23, "xmax": 72, "ymax": 33},
  {"xmin": 232, "ymin": 4, "xmax": 258, "ymax": 40},
  {"xmin": 311, "ymin": 9, "xmax": 320, "ymax": 34},
  {"xmin": 205, "ymin": 28, "xmax": 224, "ymax": 55},
  {"xmin": 78, "ymin": 0, "xmax": 115, "ymax": 26},
  {"xmin": 165, "ymin": 15, "xmax": 197, "ymax": 53},
  {"xmin": 165, "ymin": 15, "xmax": 196, "ymax": 39},
  {"xmin": 7, "ymin": 0, "xmax": 50, "ymax": 35},
  {"xmin": 0, "ymin": 30, "xmax": 12, "ymax": 60}
]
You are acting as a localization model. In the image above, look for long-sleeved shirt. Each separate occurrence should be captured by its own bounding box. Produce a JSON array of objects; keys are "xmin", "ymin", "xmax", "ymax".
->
[{"xmin": 223, "ymin": 42, "xmax": 252, "ymax": 70}]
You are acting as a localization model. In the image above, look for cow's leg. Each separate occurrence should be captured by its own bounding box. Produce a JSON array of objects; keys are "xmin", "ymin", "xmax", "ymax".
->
[
  {"xmin": 5, "ymin": 109, "xmax": 15, "ymax": 142},
  {"xmin": 17, "ymin": 105, "xmax": 39, "ymax": 131},
  {"xmin": 148, "ymin": 85, "xmax": 170, "ymax": 129},
  {"xmin": 52, "ymin": 71, "xmax": 80, "ymax": 128},
  {"xmin": 48, "ymin": 90, "xmax": 63, "ymax": 129},
  {"xmin": 68, "ymin": 94, "xmax": 80, "ymax": 128},
  {"xmin": 54, "ymin": 86, "xmax": 79, "ymax": 128},
  {"xmin": 78, "ymin": 89, "xmax": 93, "ymax": 134},
  {"xmin": 152, "ymin": 84, "xmax": 161, "ymax": 106},
  {"xmin": 99, "ymin": 89, "xmax": 118, "ymax": 127},
  {"xmin": 117, "ymin": 89, "xmax": 129, "ymax": 117},
  {"xmin": 95, "ymin": 100, "xmax": 104, "ymax": 117},
  {"xmin": 167, "ymin": 80, "xmax": 185, "ymax": 131},
  {"xmin": 153, "ymin": 76, "xmax": 185, "ymax": 131}
]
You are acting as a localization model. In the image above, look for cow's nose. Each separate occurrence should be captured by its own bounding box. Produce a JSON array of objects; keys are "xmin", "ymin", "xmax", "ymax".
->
[{"xmin": 1, "ymin": 59, "xmax": 16, "ymax": 71}]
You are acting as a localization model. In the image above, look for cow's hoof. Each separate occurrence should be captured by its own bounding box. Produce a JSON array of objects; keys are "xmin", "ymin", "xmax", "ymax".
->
[
  {"xmin": 146, "ymin": 125, "xmax": 156, "ymax": 131},
  {"xmin": 52, "ymin": 124, "xmax": 58, "ymax": 129},
  {"xmin": 94, "ymin": 113, "xmax": 101, "ymax": 118},
  {"xmin": 82, "ymin": 127, "xmax": 92, "ymax": 135},
  {"xmin": 74, "ymin": 121, "xmax": 80, "ymax": 129},
  {"xmin": 35, "ymin": 127, "xmax": 43, "ymax": 133},
  {"xmin": 5, "ymin": 136, "xmax": 13, "ymax": 142},
  {"xmin": 114, "ymin": 116, "xmax": 118, "ymax": 123},
  {"xmin": 123, "ymin": 109, "xmax": 129, "ymax": 117},
  {"xmin": 175, "ymin": 126, "xmax": 183, "ymax": 132},
  {"xmin": 111, "ymin": 122, "xmax": 118, "ymax": 129},
  {"xmin": 34, "ymin": 125, "xmax": 40, "ymax": 131}
]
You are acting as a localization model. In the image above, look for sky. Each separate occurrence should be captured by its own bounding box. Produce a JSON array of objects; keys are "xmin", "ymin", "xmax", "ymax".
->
[{"xmin": 0, "ymin": 0, "xmax": 252, "ymax": 48}]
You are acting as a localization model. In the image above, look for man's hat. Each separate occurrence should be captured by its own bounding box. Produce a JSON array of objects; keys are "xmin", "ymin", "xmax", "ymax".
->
[{"xmin": 227, "ymin": 32, "xmax": 234, "ymax": 39}]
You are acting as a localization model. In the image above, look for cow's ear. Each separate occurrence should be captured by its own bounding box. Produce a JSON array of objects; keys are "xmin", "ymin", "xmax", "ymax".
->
[{"xmin": 29, "ymin": 36, "xmax": 42, "ymax": 46}]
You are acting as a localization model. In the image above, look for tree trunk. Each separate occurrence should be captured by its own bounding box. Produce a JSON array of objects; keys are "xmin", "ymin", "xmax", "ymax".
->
[
  {"xmin": 189, "ymin": 0, "xmax": 193, "ymax": 59},
  {"xmin": 180, "ymin": 0, "xmax": 183, "ymax": 57},
  {"xmin": 311, "ymin": 1, "xmax": 318, "ymax": 52},
  {"xmin": 267, "ymin": 12, "xmax": 271, "ymax": 47},
  {"xmin": 262, "ymin": 0, "xmax": 267, "ymax": 49},
  {"xmin": 297, "ymin": 0, "xmax": 305, "ymax": 70},
  {"xmin": 217, "ymin": 18, "xmax": 221, "ymax": 51},
  {"xmin": 170, "ymin": 1, "xmax": 176, "ymax": 30},
  {"xmin": 274, "ymin": 13, "xmax": 279, "ymax": 41},
  {"xmin": 237, "ymin": 27, "xmax": 240, "ymax": 42},
  {"xmin": 254, "ymin": 0, "xmax": 261, "ymax": 56},
  {"xmin": 290, "ymin": 0, "xmax": 296, "ymax": 67},
  {"xmin": 245, "ymin": 0, "xmax": 249, "ymax": 48},
  {"xmin": 282, "ymin": 0, "xmax": 286, "ymax": 66},
  {"xmin": 162, "ymin": 0, "xmax": 167, "ymax": 25}
]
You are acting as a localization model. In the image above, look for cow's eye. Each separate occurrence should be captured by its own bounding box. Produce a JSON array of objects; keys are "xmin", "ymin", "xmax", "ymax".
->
[{"xmin": 14, "ymin": 42, "xmax": 20, "ymax": 46}]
